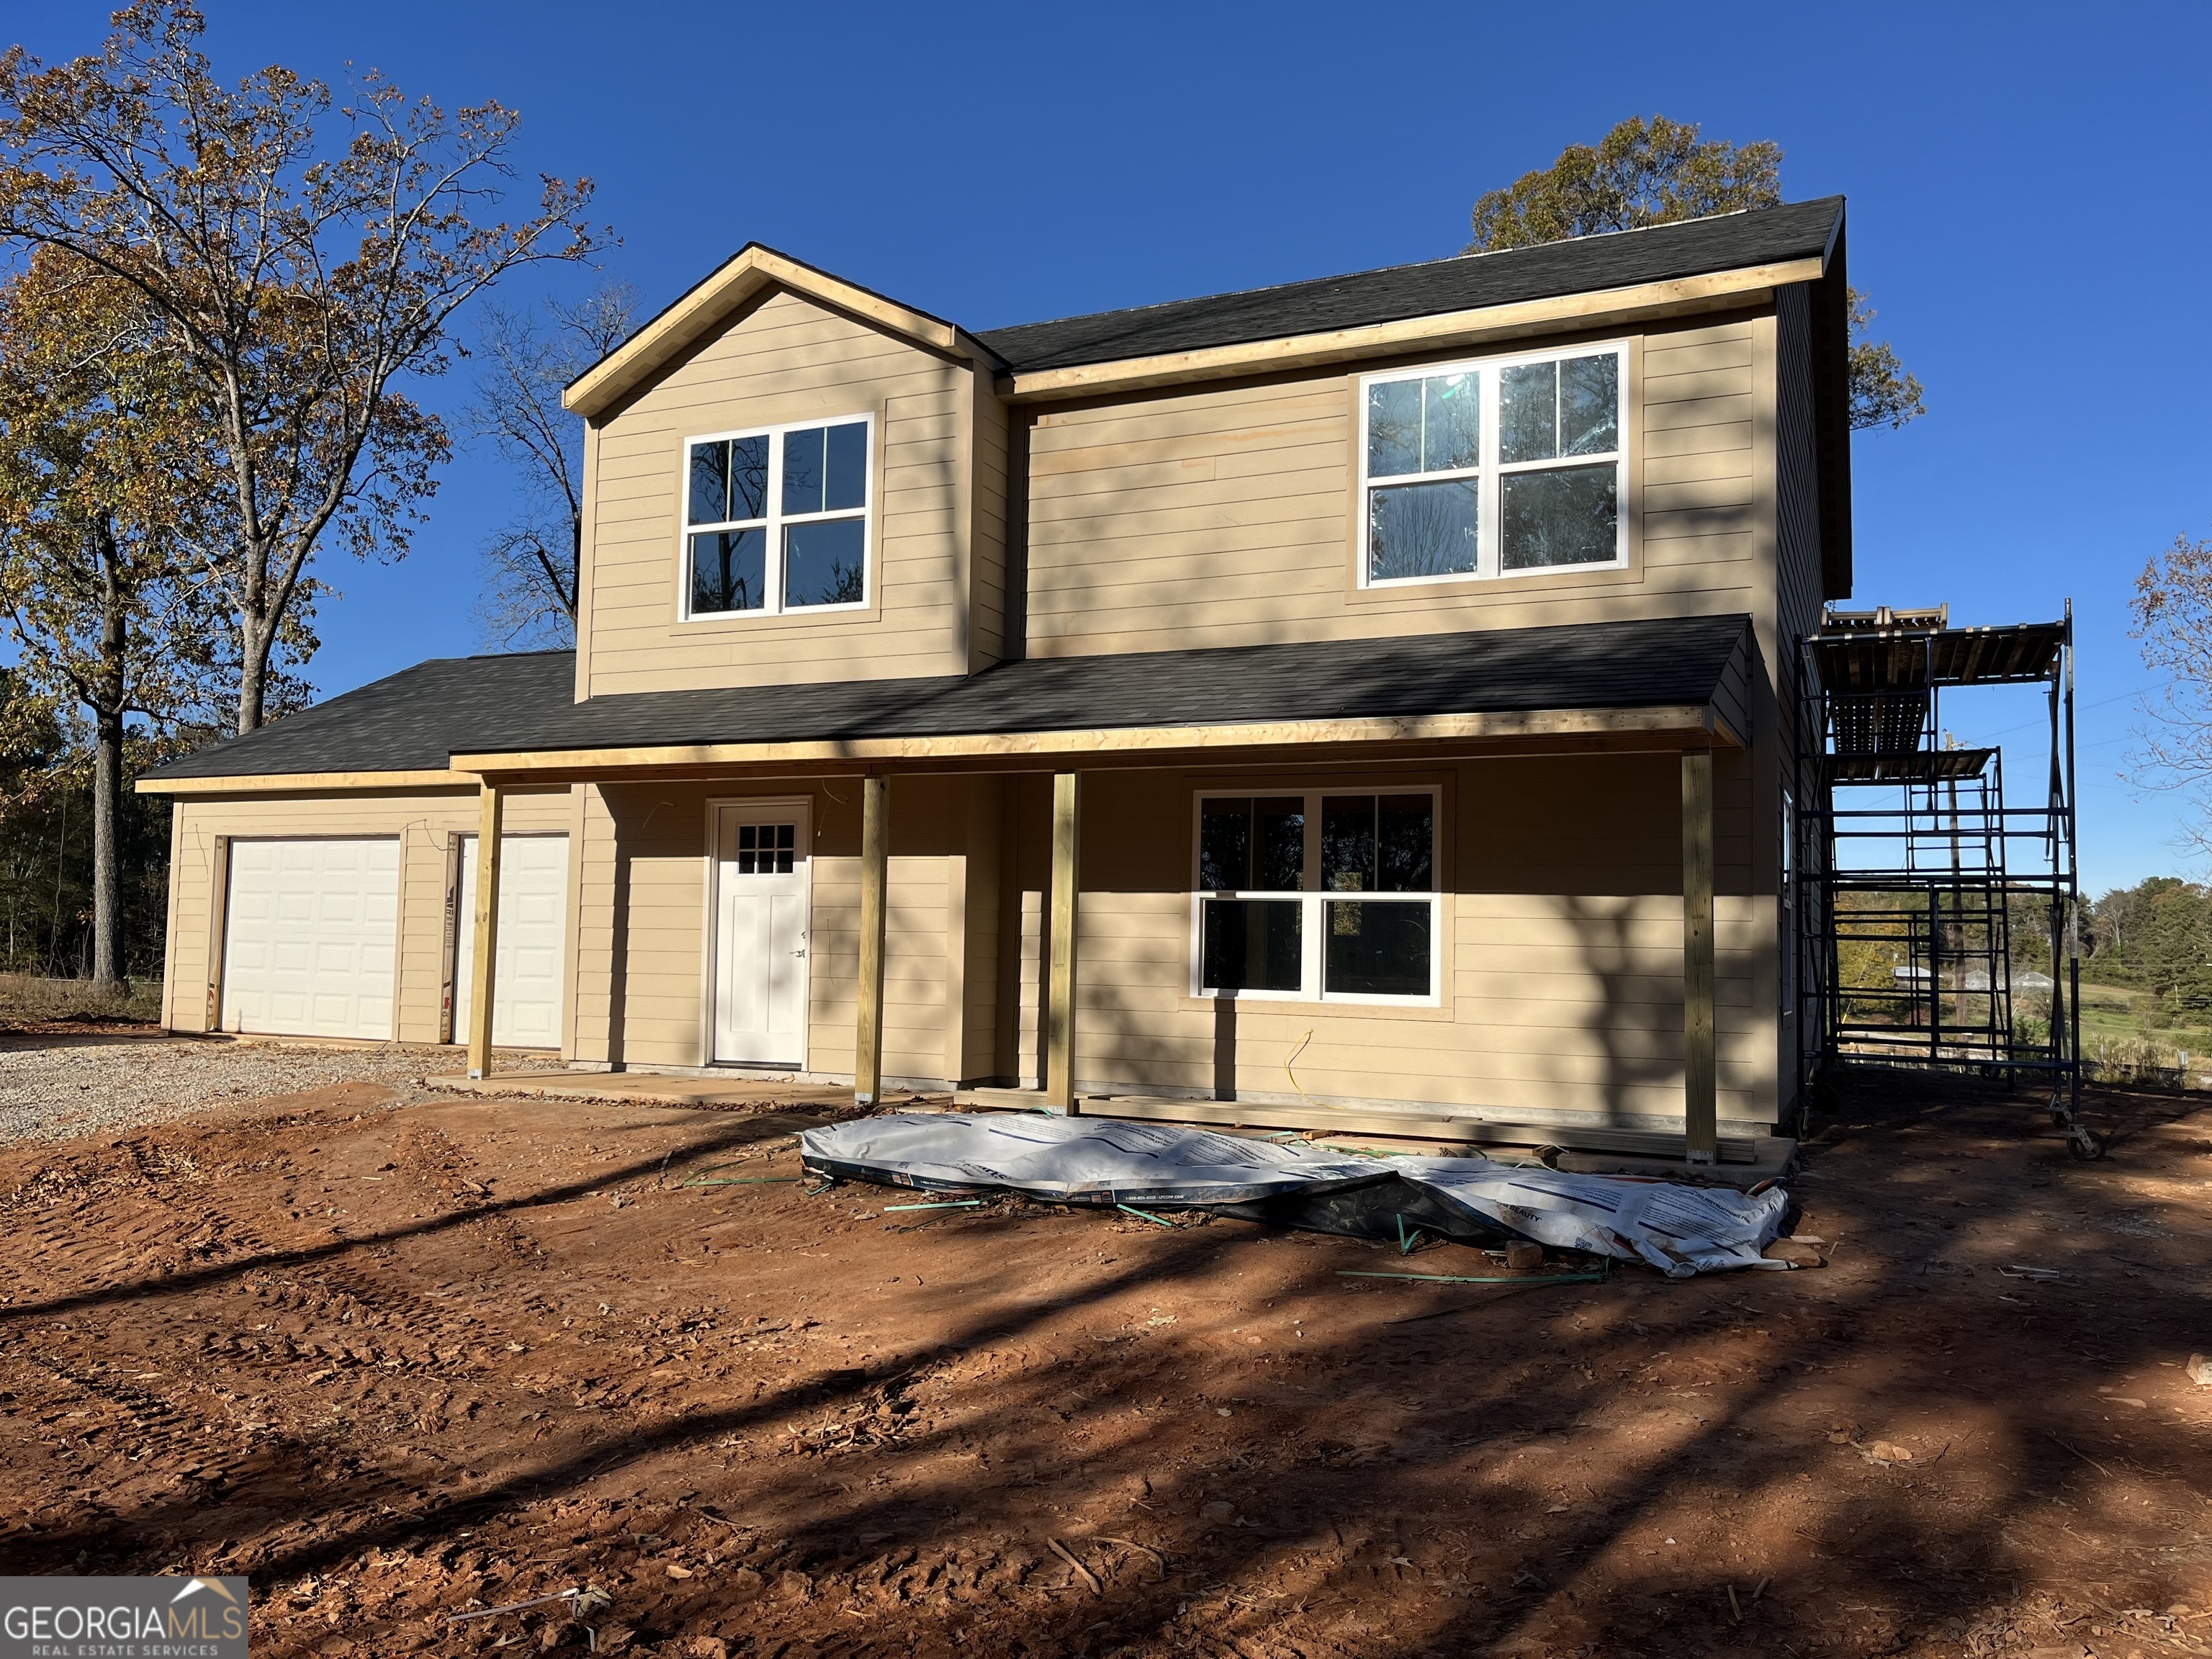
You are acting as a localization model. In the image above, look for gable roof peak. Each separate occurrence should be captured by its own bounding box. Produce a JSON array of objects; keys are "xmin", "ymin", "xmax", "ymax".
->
[{"xmin": 563, "ymin": 242, "xmax": 1002, "ymax": 420}]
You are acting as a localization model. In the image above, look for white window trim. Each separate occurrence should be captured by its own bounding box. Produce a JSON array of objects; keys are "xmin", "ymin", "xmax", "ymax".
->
[
  {"xmin": 1356, "ymin": 341, "xmax": 1629, "ymax": 589},
  {"xmin": 1186, "ymin": 786, "xmax": 1442, "ymax": 1007},
  {"xmin": 678, "ymin": 413, "xmax": 876, "ymax": 620}
]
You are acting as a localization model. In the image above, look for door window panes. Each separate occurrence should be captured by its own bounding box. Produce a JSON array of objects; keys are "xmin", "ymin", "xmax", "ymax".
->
[{"xmin": 734, "ymin": 822, "xmax": 796, "ymax": 876}]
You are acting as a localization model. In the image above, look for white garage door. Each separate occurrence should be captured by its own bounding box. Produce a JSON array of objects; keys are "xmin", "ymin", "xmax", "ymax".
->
[
  {"xmin": 221, "ymin": 839, "xmax": 400, "ymax": 1038},
  {"xmin": 454, "ymin": 835, "xmax": 570, "ymax": 1049}
]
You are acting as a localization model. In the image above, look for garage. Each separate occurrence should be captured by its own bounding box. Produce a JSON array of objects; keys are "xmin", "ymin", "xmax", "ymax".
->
[
  {"xmin": 220, "ymin": 839, "xmax": 400, "ymax": 1038},
  {"xmin": 453, "ymin": 835, "xmax": 571, "ymax": 1049}
]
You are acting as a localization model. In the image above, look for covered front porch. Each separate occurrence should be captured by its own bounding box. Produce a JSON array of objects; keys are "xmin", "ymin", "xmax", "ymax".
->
[{"xmin": 449, "ymin": 618, "xmax": 1769, "ymax": 1166}]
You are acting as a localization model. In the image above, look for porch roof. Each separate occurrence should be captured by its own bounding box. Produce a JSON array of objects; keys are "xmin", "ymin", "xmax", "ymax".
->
[{"xmin": 142, "ymin": 613, "xmax": 1753, "ymax": 791}]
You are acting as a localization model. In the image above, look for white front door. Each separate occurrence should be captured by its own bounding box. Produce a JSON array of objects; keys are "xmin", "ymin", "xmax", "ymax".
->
[
  {"xmin": 454, "ymin": 834, "xmax": 571, "ymax": 1049},
  {"xmin": 221, "ymin": 838, "xmax": 400, "ymax": 1038},
  {"xmin": 712, "ymin": 802, "xmax": 811, "ymax": 1064}
]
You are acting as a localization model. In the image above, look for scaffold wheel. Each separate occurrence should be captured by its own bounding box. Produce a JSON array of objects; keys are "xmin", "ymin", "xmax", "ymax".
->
[{"xmin": 2064, "ymin": 1123, "xmax": 2105, "ymax": 1161}]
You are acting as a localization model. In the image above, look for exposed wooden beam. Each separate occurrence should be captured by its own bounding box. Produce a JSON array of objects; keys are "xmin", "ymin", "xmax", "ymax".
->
[
  {"xmin": 440, "ymin": 833, "xmax": 465, "ymax": 1045},
  {"xmin": 204, "ymin": 834, "xmax": 232, "ymax": 1033},
  {"xmin": 999, "ymin": 261, "xmax": 1822, "ymax": 403},
  {"xmin": 466, "ymin": 786, "xmax": 505, "ymax": 1082},
  {"xmin": 854, "ymin": 775, "xmax": 890, "ymax": 1105},
  {"xmin": 1046, "ymin": 772, "xmax": 1082, "ymax": 1111},
  {"xmin": 1010, "ymin": 1092, "xmax": 1761, "ymax": 1164},
  {"xmin": 1681, "ymin": 749, "xmax": 1717, "ymax": 1164},
  {"xmin": 450, "ymin": 703, "xmax": 1742, "ymax": 783},
  {"xmin": 137, "ymin": 770, "xmax": 473, "ymax": 796}
]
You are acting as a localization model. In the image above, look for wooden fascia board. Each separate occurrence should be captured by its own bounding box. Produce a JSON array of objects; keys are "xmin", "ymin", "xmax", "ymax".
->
[
  {"xmin": 136, "ymin": 770, "xmax": 475, "ymax": 796},
  {"xmin": 565, "ymin": 248, "xmax": 996, "ymax": 418},
  {"xmin": 452, "ymin": 703, "xmax": 1740, "ymax": 781},
  {"xmin": 997, "ymin": 258, "xmax": 1825, "ymax": 403}
]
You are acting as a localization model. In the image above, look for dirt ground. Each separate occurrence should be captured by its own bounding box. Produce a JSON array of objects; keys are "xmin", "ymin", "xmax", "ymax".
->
[{"xmin": 1, "ymin": 1044, "xmax": 2209, "ymax": 1659}]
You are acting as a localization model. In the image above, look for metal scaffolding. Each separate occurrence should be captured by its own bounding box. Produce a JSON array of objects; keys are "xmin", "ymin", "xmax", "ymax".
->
[{"xmin": 1792, "ymin": 602, "xmax": 2095, "ymax": 1155}]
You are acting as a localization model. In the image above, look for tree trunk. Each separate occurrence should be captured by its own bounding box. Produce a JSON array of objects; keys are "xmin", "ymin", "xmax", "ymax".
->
[
  {"xmin": 236, "ymin": 607, "xmax": 270, "ymax": 734},
  {"xmin": 91, "ymin": 702, "xmax": 125, "ymax": 991},
  {"xmin": 91, "ymin": 524, "xmax": 128, "ymax": 991}
]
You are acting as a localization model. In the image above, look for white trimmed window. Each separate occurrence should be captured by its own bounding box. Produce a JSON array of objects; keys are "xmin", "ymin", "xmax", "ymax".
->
[
  {"xmin": 683, "ymin": 415, "xmax": 873, "ymax": 617},
  {"xmin": 1358, "ymin": 343, "xmax": 1627, "ymax": 585},
  {"xmin": 1191, "ymin": 789, "xmax": 1440, "ymax": 1004}
]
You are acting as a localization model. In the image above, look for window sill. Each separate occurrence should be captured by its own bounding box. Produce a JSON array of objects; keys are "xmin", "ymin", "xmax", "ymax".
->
[
  {"xmin": 672, "ymin": 601, "xmax": 879, "ymax": 631},
  {"xmin": 1348, "ymin": 557, "xmax": 1640, "ymax": 603},
  {"xmin": 1177, "ymin": 994, "xmax": 1457, "ymax": 1022}
]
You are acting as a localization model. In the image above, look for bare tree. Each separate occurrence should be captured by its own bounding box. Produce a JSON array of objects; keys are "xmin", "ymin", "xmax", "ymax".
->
[
  {"xmin": 2131, "ymin": 532, "xmax": 2212, "ymax": 856},
  {"xmin": 0, "ymin": 3, "xmax": 603, "ymax": 732},
  {"xmin": 465, "ymin": 282, "xmax": 634, "ymax": 647}
]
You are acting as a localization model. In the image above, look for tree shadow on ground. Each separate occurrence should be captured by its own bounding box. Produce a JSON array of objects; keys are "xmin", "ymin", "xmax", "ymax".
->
[{"xmin": 1, "ymin": 1075, "xmax": 2208, "ymax": 1658}]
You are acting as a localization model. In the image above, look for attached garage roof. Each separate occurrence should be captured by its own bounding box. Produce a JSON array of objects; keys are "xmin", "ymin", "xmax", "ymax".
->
[{"xmin": 144, "ymin": 614, "xmax": 1753, "ymax": 785}]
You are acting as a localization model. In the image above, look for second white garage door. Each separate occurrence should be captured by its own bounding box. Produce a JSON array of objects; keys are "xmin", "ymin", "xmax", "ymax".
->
[
  {"xmin": 221, "ymin": 839, "xmax": 400, "ymax": 1038},
  {"xmin": 454, "ymin": 835, "xmax": 570, "ymax": 1049}
]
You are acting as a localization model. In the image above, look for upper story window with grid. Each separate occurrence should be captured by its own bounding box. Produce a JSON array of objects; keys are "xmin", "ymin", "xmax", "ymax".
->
[
  {"xmin": 683, "ymin": 416, "xmax": 873, "ymax": 618},
  {"xmin": 1359, "ymin": 343, "xmax": 1627, "ymax": 587}
]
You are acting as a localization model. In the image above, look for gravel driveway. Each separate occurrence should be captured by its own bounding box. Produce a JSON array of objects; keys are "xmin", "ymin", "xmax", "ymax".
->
[{"xmin": 0, "ymin": 1035, "xmax": 456, "ymax": 1146}]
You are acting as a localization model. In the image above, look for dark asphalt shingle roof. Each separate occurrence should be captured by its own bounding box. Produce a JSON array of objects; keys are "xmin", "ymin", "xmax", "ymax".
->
[
  {"xmin": 976, "ymin": 199, "xmax": 1843, "ymax": 373},
  {"xmin": 145, "ymin": 614, "xmax": 1750, "ymax": 781}
]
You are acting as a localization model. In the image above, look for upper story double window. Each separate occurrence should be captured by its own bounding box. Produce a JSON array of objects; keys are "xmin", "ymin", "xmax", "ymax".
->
[
  {"xmin": 683, "ymin": 415, "xmax": 873, "ymax": 618},
  {"xmin": 1359, "ymin": 343, "xmax": 1627, "ymax": 588}
]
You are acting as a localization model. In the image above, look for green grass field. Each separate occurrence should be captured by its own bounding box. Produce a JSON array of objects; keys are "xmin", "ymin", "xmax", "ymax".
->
[{"xmin": 2076, "ymin": 978, "xmax": 2212, "ymax": 1084}]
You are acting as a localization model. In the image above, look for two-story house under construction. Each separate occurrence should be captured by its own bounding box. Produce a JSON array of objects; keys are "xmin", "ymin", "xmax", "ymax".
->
[{"xmin": 143, "ymin": 196, "xmax": 1854, "ymax": 1163}]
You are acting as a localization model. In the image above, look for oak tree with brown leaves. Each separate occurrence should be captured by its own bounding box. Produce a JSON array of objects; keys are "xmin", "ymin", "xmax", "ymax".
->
[
  {"xmin": 0, "ymin": 3, "xmax": 603, "ymax": 732},
  {"xmin": 1467, "ymin": 115, "xmax": 1925, "ymax": 432},
  {"xmin": 0, "ymin": 248, "xmax": 229, "ymax": 986}
]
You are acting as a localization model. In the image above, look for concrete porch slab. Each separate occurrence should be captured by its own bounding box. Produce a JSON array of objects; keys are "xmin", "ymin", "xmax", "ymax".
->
[{"xmin": 427, "ymin": 1069, "xmax": 923, "ymax": 1111}]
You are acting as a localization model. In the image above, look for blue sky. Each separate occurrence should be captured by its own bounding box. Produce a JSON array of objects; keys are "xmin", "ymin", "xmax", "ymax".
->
[{"xmin": 17, "ymin": 0, "xmax": 2212, "ymax": 892}]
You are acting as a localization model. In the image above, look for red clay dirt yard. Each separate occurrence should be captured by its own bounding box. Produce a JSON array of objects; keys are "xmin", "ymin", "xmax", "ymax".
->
[{"xmin": 1, "ymin": 1035, "xmax": 2209, "ymax": 1659}]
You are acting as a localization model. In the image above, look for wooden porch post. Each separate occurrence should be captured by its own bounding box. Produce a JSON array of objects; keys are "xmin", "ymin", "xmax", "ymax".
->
[
  {"xmin": 466, "ymin": 785, "xmax": 504, "ymax": 1081},
  {"xmin": 1681, "ymin": 749, "xmax": 1717, "ymax": 1164},
  {"xmin": 204, "ymin": 834, "xmax": 232, "ymax": 1033},
  {"xmin": 1046, "ymin": 770, "xmax": 1082, "ymax": 1112},
  {"xmin": 855, "ymin": 774, "xmax": 890, "ymax": 1106}
]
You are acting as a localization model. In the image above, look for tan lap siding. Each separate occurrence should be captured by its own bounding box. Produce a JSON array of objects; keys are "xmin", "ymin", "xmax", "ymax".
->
[
  {"xmin": 584, "ymin": 289, "xmax": 992, "ymax": 695},
  {"xmin": 574, "ymin": 776, "xmax": 971, "ymax": 1082},
  {"xmin": 1023, "ymin": 314, "xmax": 1768, "ymax": 657},
  {"xmin": 1034, "ymin": 754, "xmax": 1775, "ymax": 1129},
  {"xmin": 166, "ymin": 790, "xmax": 570, "ymax": 1042}
]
